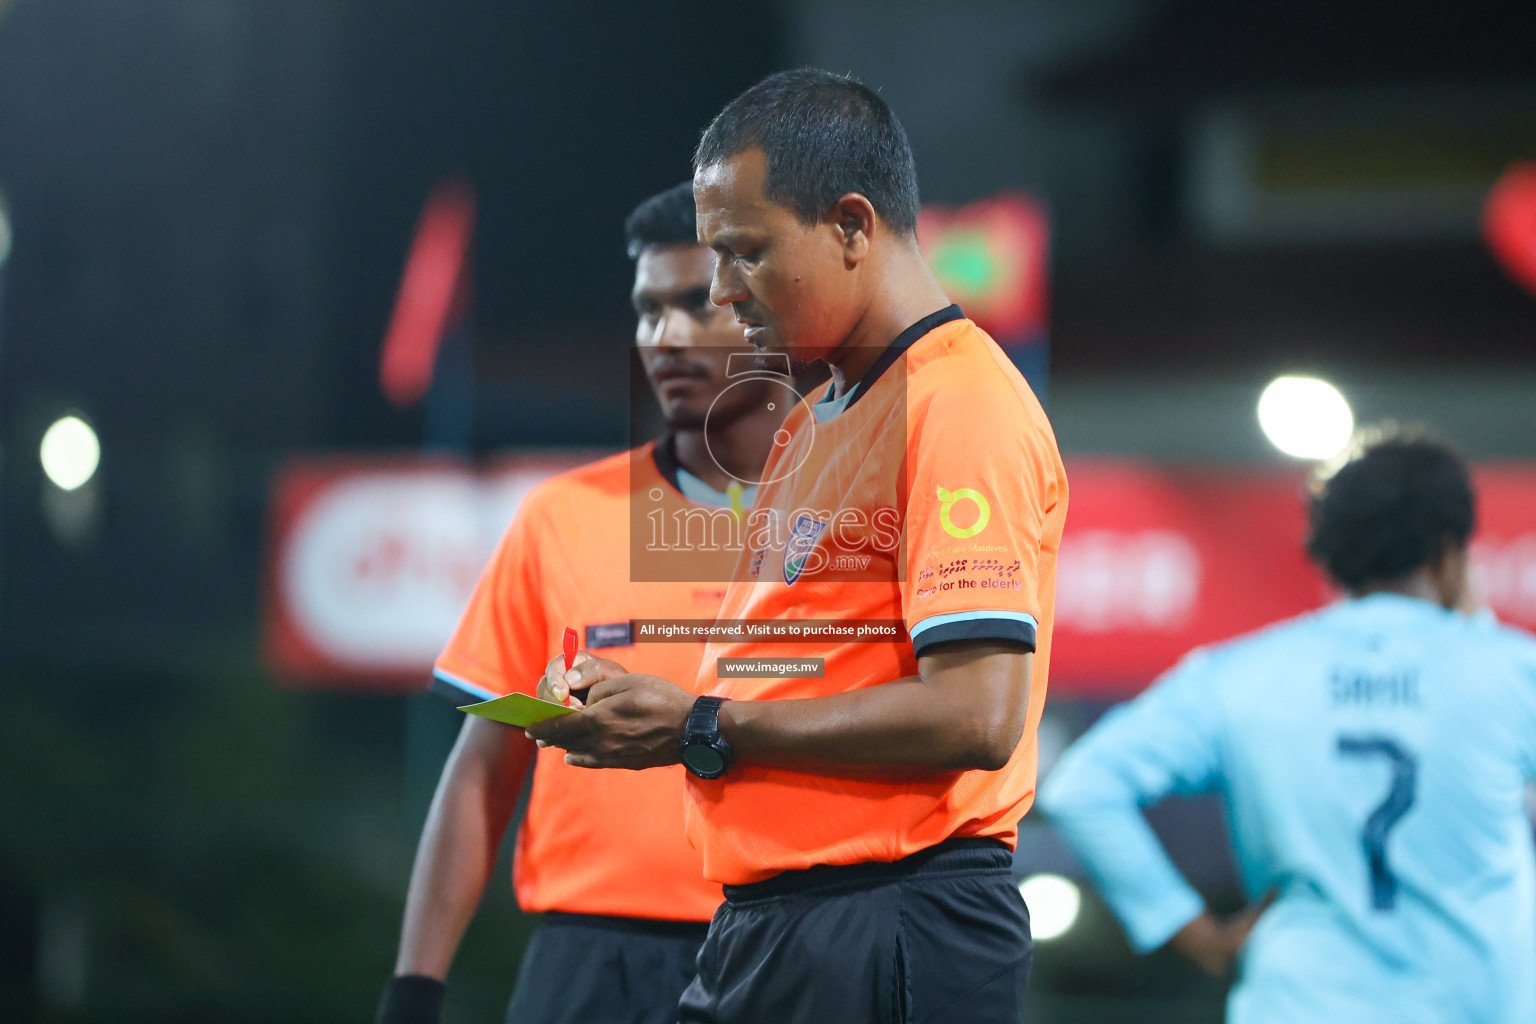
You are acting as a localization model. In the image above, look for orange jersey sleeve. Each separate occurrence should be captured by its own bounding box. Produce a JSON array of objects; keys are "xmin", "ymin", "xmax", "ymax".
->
[
  {"xmin": 433, "ymin": 485, "xmax": 550, "ymax": 703},
  {"xmin": 901, "ymin": 344, "xmax": 1066, "ymax": 658}
]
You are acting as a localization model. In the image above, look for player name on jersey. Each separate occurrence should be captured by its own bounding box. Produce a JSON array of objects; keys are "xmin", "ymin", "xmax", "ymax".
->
[{"xmin": 1330, "ymin": 667, "xmax": 1421, "ymax": 707}]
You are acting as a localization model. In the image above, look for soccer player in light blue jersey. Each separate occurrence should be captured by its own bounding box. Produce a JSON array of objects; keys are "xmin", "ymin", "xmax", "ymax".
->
[{"xmin": 1040, "ymin": 428, "xmax": 1536, "ymax": 1023}]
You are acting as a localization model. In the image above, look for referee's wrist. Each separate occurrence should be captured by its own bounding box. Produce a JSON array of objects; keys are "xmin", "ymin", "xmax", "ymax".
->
[
  {"xmin": 716, "ymin": 696, "xmax": 752, "ymax": 753},
  {"xmin": 377, "ymin": 973, "xmax": 446, "ymax": 1024}
]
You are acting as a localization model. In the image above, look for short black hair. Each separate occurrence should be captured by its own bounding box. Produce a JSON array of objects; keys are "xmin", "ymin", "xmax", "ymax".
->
[
  {"xmin": 1306, "ymin": 425, "xmax": 1475, "ymax": 592},
  {"xmin": 624, "ymin": 181, "xmax": 697, "ymax": 259},
  {"xmin": 694, "ymin": 68, "xmax": 920, "ymax": 237}
]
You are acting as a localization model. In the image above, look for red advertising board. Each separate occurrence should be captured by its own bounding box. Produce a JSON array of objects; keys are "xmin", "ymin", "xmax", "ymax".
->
[
  {"xmin": 1049, "ymin": 462, "xmax": 1326, "ymax": 692},
  {"xmin": 1467, "ymin": 465, "xmax": 1536, "ymax": 626},
  {"xmin": 262, "ymin": 451, "xmax": 597, "ymax": 687},
  {"xmin": 263, "ymin": 455, "xmax": 1536, "ymax": 696},
  {"xmin": 1052, "ymin": 462, "xmax": 1536, "ymax": 694}
]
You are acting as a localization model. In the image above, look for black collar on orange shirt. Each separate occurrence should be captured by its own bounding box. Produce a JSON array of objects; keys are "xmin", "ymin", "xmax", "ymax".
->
[
  {"xmin": 837, "ymin": 303, "xmax": 963, "ymax": 415},
  {"xmin": 651, "ymin": 432, "xmax": 684, "ymax": 493}
]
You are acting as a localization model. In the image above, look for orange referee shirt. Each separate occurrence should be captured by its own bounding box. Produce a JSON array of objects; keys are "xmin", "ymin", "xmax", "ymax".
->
[
  {"xmin": 433, "ymin": 442, "xmax": 731, "ymax": 922},
  {"xmin": 688, "ymin": 306, "xmax": 1068, "ymax": 885}
]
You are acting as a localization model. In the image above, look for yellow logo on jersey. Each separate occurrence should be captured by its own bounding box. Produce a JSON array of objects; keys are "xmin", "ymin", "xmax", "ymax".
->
[{"xmin": 937, "ymin": 486, "xmax": 990, "ymax": 538}]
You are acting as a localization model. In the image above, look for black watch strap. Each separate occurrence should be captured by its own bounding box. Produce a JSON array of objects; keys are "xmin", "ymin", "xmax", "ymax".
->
[
  {"xmin": 681, "ymin": 695, "xmax": 734, "ymax": 779},
  {"xmin": 688, "ymin": 695, "xmax": 727, "ymax": 730},
  {"xmin": 377, "ymin": 974, "xmax": 445, "ymax": 1024}
]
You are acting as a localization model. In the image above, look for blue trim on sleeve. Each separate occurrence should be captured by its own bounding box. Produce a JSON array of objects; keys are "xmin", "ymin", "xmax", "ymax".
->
[
  {"xmin": 909, "ymin": 610, "xmax": 1038, "ymax": 656},
  {"xmin": 910, "ymin": 609, "xmax": 1039, "ymax": 638},
  {"xmin": 431, "ymin": 668, "xmax": 499, "ymax": 705}
]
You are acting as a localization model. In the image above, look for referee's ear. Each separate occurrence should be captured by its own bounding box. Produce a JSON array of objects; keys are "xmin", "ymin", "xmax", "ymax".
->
[{"xmin": 830, "ymin": 192, "xmax": 876, "ymax": 265}]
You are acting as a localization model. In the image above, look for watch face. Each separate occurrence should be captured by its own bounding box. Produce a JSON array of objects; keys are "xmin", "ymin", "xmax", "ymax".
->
[{"xmin": 683, "ymin": 744, "xmax": 726, "ymax": 777}]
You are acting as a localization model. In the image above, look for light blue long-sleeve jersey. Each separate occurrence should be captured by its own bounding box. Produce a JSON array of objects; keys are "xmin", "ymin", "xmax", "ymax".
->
[{"xmin": 1039, "ymin": 594, "xmax": 1536, "ymax": 1023}]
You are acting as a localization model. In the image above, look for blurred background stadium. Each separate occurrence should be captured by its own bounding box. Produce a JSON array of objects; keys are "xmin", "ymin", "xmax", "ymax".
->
[{"xmin": 3, "ymin": 1, "xmax": 1536, "ymax": 1020}]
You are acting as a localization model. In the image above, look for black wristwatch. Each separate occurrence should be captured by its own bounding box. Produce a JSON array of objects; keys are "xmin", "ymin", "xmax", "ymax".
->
[{"xmin": 680, "ymin": 695, "xmax": 734, "ymax": 779}]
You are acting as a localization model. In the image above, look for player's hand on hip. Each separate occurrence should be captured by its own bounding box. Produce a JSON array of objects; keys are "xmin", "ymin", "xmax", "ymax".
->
[
  {"xmin": 1225, "ymin": 887, "xmax": 1276, "ymax": 949},
  {"xmin": 538, "ymin": 651, "xmax": 628, "ymax": 707},
  {"xmin": 525, "ymin": 673, "xmax": 693, "ymax": 770},
  {"xmin": 1170, "ymin": 889, "xmax": 1276, "ymax": 977}
]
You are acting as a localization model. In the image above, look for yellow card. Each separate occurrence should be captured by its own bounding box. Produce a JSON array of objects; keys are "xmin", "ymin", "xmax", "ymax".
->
[{"xmin": 458, "ymin": 692, "xmax": 577, "ymax": 727}]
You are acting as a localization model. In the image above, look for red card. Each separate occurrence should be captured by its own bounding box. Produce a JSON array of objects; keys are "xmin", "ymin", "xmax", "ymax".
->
[{"xmin": 562, "ymin": 627, "xmax": 578, "ymax": 672}]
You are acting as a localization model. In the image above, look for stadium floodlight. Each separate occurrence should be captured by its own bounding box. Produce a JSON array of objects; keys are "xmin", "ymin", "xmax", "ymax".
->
[
  {"xmin": 1257, "ymin": 375, "xmax": 1353, "ymax": 460},
  {"xmin": 1018, "ymin": 873, "xmax": 1081, "ymax": 942},
  {"xmin": 40, "ymin": 415, "xmax": 100, "ymax": 491}
]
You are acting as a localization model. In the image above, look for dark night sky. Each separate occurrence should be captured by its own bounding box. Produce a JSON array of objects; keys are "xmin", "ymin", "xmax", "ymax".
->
[
  {"xmin": 0, "ymin": 0, "xmax": 784, "ymax": 667},
  {"xmin": 326, "ymin": 0, "xmax": 788, "ymax": 444}
]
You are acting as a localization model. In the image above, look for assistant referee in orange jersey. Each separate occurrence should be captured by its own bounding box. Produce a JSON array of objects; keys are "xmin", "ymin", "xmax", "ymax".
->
[
  {"xmin": 532, "ymin": 70, "xmax": 1067, "ymax": 1023},
  {"xmin": 375, "ymin": 183, "xmax": 788, "ymax": 1024}
]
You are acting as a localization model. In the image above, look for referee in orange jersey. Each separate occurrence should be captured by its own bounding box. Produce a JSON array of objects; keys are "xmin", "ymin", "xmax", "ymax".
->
[
  {"xmin": 532, "ymin": 70, "xmax": 1067, "ymax": 1023},
  {"xmin": 375, "ymin": 183, "xmax": 788, "ymax": 1024}
]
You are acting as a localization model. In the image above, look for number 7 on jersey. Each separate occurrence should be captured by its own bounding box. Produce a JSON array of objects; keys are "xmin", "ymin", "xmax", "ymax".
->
[{"xmin": 1336, "ymin": 735, "xmax": 1418, "ymax": 911}]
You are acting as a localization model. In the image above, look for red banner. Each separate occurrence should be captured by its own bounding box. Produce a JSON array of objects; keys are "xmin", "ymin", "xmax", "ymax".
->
[
  {"xmin": 1467, "ymin": 465, "xmax": 1536, "ymax": 626},
  {"xmin": 1052, "ymin": 462, "xmax": 1536, "ymax": 695},
  {"xmin": 262, "ymin": 451, "xmax": 596, "ymax": 687},
  {"xmin": 378, "ymin": 179, "xmax": 475, "ymax": 408},
  {"xmin": 263, "ymin": 455, "xmax": 1536, "ymax": 693},
  {"xmin": 1049, "ymin": 462, "xmax": 1324, "ymax": 692}
]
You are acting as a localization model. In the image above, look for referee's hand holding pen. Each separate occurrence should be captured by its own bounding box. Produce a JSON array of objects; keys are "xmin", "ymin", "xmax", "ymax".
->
[{"xmin": 528, "ymin": 651, "xmax": 694, "ymax": 769}]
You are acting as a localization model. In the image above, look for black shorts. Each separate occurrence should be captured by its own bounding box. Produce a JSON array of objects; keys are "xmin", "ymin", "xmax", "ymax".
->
[
  {"xmin": 678, "ymin": 837, "xmax": 1033, "ymax": 1024},
  {"xmin": 505, "ymin": 911, "xmax": 708, "ymax": 1024}
]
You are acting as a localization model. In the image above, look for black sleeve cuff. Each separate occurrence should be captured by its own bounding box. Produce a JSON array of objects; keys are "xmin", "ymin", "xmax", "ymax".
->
[
  {"xmin": 911, "ymin": 617, "xmax": 1037, "ymax": 658},
  {"xmin": 429, "ymin": 672, "xmax": 488, "ymax": 706},
  {"xmin": 376, "ymin": 974, "xmax": 445, "ymax": 1024}
]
